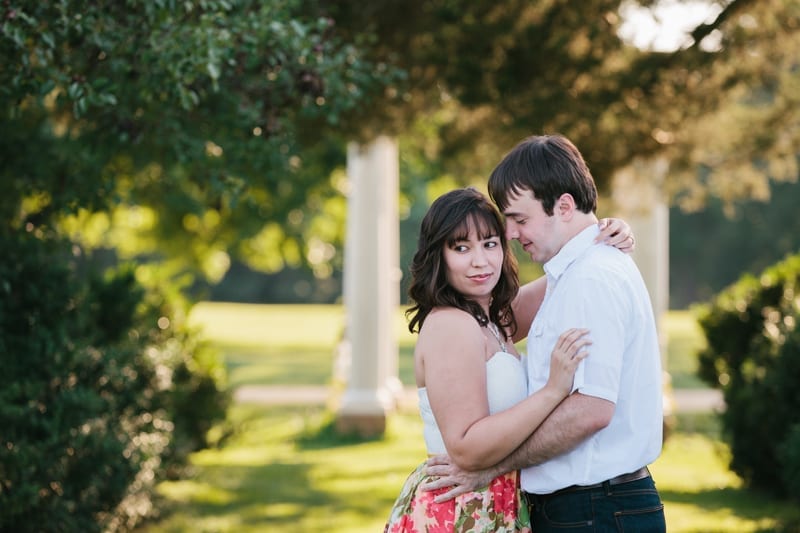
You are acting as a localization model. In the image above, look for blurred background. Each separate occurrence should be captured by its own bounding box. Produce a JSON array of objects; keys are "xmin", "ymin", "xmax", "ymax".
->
[{"xmin": 2, "ymin": 1, "xmax": 799, "ymax": 531}]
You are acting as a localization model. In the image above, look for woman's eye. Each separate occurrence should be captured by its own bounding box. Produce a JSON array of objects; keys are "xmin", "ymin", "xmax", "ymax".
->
[
  {"xmin": 485, "ymin": 240, "xmax": 498, "ymax": 249},
  {"xmin": 454, "ymin": 245, "xmax": 468, "ymax": 252}
]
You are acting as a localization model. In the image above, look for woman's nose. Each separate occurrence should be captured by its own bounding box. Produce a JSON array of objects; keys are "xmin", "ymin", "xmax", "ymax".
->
[{"xmin": 471, "ymin": 248, "xmax": 488, "ymax": 266}]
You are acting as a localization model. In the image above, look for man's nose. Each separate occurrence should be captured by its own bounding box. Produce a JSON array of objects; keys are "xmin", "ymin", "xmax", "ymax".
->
[{"xmin": 506, "ymin": 221, "xmax": 519, "ymax": 240}]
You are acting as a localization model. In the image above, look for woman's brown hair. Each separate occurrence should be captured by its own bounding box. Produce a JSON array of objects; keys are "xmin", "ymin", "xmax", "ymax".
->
[{"xmin": 406, "ymin": 187, "xmax": 518, "ymax": 339}]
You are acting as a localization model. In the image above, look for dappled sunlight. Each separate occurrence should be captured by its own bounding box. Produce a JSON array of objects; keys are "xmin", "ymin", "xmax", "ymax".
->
[
  {"xmin": 224, "ymin": 347, "xmax": 332, "ymax": 388},
  {"xmin": 141, "ymin": 399, "xmax": 799, "ymax": 532},
  {"xmin": 142, "ymin": 405, "xmax": 426, "ymax": 532},
  {"xmin": 190, "ymin": 303, "xmax": 419, "ymax": 388},
  {"xmin": 652, "ymin": 433, "xmax": 740, "ymax": 493},
  {"xmin": 137, "ymin": 305, "xmax": 800, "ymax": 532},
  {"xmin": 652, "ymin": 433, "xmax": 784, "ymax": 532},
  {"xmin": 189, "ymin": 302, "xmax": 345, "ymax": 348},
  {"xmin": 157, "ymin": 480, "xmax": 235, "ymax": 505},
  {"xmin": 663, "ymin": 501, "xmax": 777, "ymax": 533}
]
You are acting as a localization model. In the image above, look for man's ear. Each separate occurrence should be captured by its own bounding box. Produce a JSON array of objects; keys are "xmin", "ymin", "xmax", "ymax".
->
[{"xmin": 556, "ymin": 193, "xmax": 576, "ymax": 220}]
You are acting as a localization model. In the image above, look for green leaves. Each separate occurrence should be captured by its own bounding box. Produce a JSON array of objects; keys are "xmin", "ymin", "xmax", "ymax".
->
[{"xmin": 1, "ymin": 0, "xmax": 396, "ymax": 288}]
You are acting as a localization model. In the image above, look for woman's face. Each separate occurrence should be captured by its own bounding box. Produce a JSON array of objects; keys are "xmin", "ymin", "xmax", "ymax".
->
[{"xmin": 443, "ymin": 218, "xmax": 503, "ymax": 308}]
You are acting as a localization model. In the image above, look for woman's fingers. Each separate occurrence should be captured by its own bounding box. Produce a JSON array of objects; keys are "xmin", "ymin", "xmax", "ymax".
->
[
  {"xmin": 557, "ymin": 328, "xmax": 590, "ymax": 349},
  {"xmin": 555, "ymin": 328, "xmax": 591, "ymax": 363}
]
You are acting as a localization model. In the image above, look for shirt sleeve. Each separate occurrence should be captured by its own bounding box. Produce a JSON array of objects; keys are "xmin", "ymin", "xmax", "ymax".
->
[{"xmin": 562, "ymin": 272, "xmax": 630, "ymax": 403}]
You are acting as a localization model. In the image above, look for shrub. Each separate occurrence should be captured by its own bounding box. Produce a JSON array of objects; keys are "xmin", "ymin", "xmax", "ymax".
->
[
  {"xmin": 0, "ymin": 230, "xmax": 230, "ymax": 532},
  {"xmin": 696, "ymin": 253, "xmax": 800, "ymax": 500}
]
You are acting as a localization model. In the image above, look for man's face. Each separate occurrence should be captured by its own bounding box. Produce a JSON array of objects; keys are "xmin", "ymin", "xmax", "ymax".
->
[{"xmin": 502, "ymin": 190, "xmax": 561, "ymax": 264}]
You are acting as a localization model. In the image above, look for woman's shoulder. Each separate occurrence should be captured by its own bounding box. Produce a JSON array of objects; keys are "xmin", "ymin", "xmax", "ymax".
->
[
  {"xmin": 420, "ymin": 307, "xmax": 482, "ymax": 340},
  {"xmin": 425, "ymin": 306, "xmax": 477, "ymax": 325},
  {"xmin": 417, "ymin": 307, "xmax": 486, "ymax": 364}
]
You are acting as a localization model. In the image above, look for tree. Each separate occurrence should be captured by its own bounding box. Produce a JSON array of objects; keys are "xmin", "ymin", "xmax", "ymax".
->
[
  {"xmin": 323, "ymin": 0, "xmax": 798, "ymax": 193},
  {"xmin": 670, "ymin": 179, "xmax": 800, "ymax": 308},
  {"xmin": 6, "ymin": 1, "xmax": 796, "ymax": 292},
  {"xmin": 1, "ymin": 2, "xmax": 396, "ymax": 528},
  {"xmin": 1, "ymin": 0, "xmax": 396, "ymax": 284}
]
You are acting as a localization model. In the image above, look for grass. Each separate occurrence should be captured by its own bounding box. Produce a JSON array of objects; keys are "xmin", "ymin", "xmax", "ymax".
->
[
  {"xmin": 139, "ymin": 404, "xmax": 428, "ymax": 533},
  {"xmin": 664, "ymin": 310, "xmax": 709, "ymax": 389},
  {"xmin": 140, "ymin": 407, "xmax": 799, "ymax": 533},
  {"xmin": 189, "ymin": 303, "xmax": 707, "ymax": 390},
  {"xmin": 135, "ymin": 303, "xmax": 800, "ymax": 532}
]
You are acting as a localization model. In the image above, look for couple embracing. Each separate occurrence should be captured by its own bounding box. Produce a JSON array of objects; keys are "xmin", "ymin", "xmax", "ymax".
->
[{"xmin": 384, "ymin": 134, "xmax": 666, "ymax": 532}]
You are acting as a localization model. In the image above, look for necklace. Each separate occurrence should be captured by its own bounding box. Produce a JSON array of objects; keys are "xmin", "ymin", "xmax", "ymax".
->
[{"xmin": 487, "ymin": 321, "xmax": 507, "ymax": 353}]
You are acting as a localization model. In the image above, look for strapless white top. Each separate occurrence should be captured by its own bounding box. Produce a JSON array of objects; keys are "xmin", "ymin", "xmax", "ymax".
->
[{"xmin": 418, "ymin": 351, "xmax": 528, "ymax": 455}]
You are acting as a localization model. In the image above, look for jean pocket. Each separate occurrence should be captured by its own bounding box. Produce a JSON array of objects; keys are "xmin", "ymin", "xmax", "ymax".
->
[{"xmin": 614, "ymin": 503, "xmax": 666, "ymax": 532}]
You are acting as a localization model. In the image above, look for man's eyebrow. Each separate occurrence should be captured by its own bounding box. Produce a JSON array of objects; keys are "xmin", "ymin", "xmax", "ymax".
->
[{"xmin": 502, "ymin": 210, "xmax": 524, "ymax": 218}]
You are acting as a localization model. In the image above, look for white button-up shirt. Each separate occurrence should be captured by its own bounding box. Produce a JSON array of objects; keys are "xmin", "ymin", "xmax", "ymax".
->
[{"xmin": 521, "ymin": 225, "xmax": 663, "ymax": 494}]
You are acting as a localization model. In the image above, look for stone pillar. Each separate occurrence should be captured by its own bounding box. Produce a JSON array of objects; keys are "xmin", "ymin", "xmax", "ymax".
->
[
  {"xmin": 610, "ymin": 158, "xmax": 669, "ymax": 349},
  {"xmin": 336, "ymin": 135, "xmax": 401, "ymax": 437},
  {"xmin": 610, "ymin": 157, "xmax": 673, "ymax": 433}
]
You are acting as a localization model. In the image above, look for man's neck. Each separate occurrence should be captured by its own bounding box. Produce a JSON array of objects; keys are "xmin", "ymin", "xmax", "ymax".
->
[{"xmin": 561, "ymin": 214, "xmax": 598, "ymax": 244}]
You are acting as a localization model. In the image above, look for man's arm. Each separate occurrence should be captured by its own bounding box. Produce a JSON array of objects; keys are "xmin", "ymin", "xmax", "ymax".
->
[
  {"xmin": 424, "ymin": 393, "xmax": 614, "ymax": 502},
  {"xmin": 511, "ymin": 277, "xmax": 546, "ymax": 343},
  {"xmin": 505, "ymin": 393, "xmax": 613, "ymax": 467}
]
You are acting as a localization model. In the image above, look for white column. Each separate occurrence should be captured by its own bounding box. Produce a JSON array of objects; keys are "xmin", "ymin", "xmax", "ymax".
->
[
  {"xmin": 336, "ymin": 135, "xmax": 401, "ymax": 437},
  {"xmin": 610, "ymin": 157, "xmax": 673, "ymax": 429},
  {"xmin": 611, "ymin": 157, "xmax": 669, "ymax": 343}
]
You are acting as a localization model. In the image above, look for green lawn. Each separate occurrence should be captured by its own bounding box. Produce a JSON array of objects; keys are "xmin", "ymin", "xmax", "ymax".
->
[
  {"xmin": 189, "ymin": 303, "xmax": 707, "ymax": 390},
  {"xmin": 140, "ymin": 407, "xmax": 798, "ymax": 533},
  {"xmin": 134, "ymin": 303, "xmax": 800, "ymax": 532},
  {"xmin": 663, "ymin": 310, "xmax": 709, "ymax": 389}
]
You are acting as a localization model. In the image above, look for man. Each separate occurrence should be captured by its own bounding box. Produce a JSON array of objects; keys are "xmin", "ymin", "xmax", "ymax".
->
[{"xmin": 425, "ymin": 134, "xmax": 666, "ymax": 532}]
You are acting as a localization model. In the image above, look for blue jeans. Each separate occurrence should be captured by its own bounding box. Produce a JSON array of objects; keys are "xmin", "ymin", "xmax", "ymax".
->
[{"xmin": 526, "ymin": 475, "xmax": 666, "ymax": 532}]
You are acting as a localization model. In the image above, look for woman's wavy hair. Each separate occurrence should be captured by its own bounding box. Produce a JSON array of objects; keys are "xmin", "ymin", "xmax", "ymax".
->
[{"xmin": 406, "ymin": 187, "xmax": 518, "ymax": 339}]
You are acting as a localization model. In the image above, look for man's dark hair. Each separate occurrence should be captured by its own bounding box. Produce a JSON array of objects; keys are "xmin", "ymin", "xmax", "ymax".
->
[{"xmin": 488, "ymin": 134, "xmax": 597, "ymax": 216}]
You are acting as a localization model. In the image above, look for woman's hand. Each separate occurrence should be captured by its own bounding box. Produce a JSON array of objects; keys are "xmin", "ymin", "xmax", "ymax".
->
[
  {"xmin": 547, "ymin": 328, "xmax": 591, "ymax": 396},
  {"xmin": 597, "ymin": 218, "xmax": 635, "ymax": 253}
]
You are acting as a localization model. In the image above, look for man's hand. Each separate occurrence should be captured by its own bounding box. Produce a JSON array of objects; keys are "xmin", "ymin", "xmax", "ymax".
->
[{"xmin": 420, "ymin": 454, "xmax": 497, "ymax": 503}]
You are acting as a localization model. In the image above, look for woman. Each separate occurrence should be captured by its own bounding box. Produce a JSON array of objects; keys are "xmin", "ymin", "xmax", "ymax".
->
[{"xmin": 384, "ymin": 187, "xmax": 632, "ymax": 532}]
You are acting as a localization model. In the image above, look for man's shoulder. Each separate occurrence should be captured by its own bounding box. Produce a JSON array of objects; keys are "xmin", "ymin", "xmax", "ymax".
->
[{"xmin": 573, "ymin": 243, "xmax": 631, "ymax": 274}]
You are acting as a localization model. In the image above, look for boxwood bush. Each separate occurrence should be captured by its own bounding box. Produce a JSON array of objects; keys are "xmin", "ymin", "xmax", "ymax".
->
[
  {"xmin": 0, "ymin": 231, "xmax": 230, "ymax": 532},
  {"xmin": 696, "ymin": 253, "xmax": 800, "ymax": 501}
]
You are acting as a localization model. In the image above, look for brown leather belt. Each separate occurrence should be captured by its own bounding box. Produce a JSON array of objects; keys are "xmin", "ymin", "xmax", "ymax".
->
[{"xmin": 542, "ymin": 466, "xmax": 651, "ymax": 497}]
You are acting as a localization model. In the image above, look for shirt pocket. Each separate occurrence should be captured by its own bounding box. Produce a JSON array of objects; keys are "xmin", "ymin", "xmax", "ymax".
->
[
  {"xmin": 530, "ymin": 320, "xmax": 585, "ymax": 393},
  {"xmin": 528, "ymin": 320, "xmax": 562, "ymax": 384}
]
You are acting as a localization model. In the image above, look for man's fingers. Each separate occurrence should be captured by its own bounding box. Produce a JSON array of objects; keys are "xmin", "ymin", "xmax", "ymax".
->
[
  {"xmin": 426, "ymin": 454, "xmax": 450, "ymax": 466},
  {"xmin": 419, "ymin": 477, "xmax": 448, "ymax": 492},
  {"xmin": 425, "ymin": 464, "xmax": 452, "ymax": 477},
  {"xmin": 433, "ymin": 485, "xmax": 470, "ymax": 503}
]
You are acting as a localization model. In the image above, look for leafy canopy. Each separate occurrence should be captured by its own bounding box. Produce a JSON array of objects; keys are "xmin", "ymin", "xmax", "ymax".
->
[{"xmin": 1, "ymin": 0, "xmax": 397, "ymax": 282}]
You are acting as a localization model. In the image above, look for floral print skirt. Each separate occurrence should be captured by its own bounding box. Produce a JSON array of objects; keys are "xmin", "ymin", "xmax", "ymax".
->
[{"xmin": 384, "ymin": 461, "xmax": 532, "ymax": 533}]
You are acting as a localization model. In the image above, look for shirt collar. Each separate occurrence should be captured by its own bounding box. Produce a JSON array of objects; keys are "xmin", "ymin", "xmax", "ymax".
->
[{"xmin": 543, "ymin": 224, "xmax": 599, "ymax": 281}]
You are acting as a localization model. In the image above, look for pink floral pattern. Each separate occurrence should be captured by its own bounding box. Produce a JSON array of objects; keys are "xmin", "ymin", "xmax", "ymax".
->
[{"xmin": 384, "ymin": 462, "xmax": 532, "ymax": 533}]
